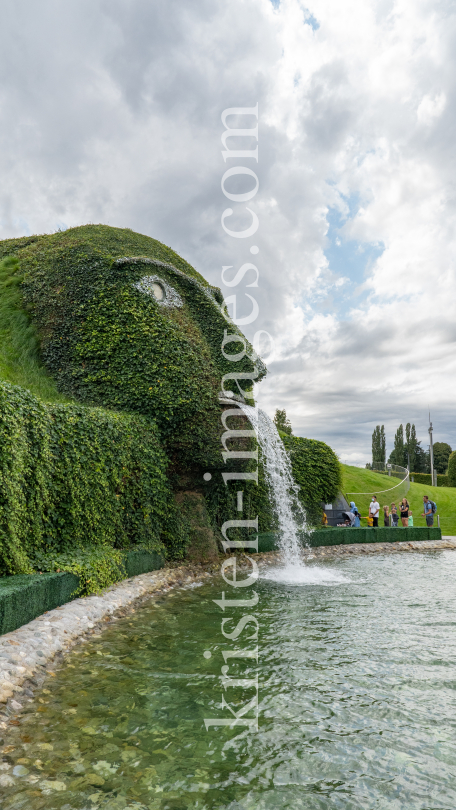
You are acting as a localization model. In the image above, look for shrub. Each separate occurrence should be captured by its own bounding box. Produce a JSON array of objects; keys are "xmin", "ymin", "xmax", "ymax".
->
[
  {"xmin": 448, "ymin": 452, "xmax": 456, "ymax": 487},
  {"xmin": 411, "ymin": 472, "xmax": 451, "ymax": 487},
  {"xmin": 282, "ymin": 434, "xmax": 342, "ymax": 524}
]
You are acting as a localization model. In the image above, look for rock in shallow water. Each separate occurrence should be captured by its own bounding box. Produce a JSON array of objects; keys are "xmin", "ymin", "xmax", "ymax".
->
[{"xmin": 12, "ymin": 764, "xmax": 29, "ymax": 775}]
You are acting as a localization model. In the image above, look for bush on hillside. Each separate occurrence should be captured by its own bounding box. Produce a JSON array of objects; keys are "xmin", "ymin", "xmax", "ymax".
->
[
  {"xmin": 448, "ymin": 452, "xmax": 456, "ymax": 487},
  {"xmin": 411, "ymin": 472, "xmax": 451, "ymax": 487}
]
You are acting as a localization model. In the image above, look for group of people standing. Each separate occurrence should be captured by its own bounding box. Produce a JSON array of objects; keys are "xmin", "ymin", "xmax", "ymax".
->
[
  {"xmin": 381, "ymin": 499, "xmax": 413, "ymax": 527},
  {"xmin": 337, "ymin": 494, "xmax": 436, "ymax": 528},
  {"xmin": 365, "ymin": 496, "xmax": 412, "ymax": 527},
  {"xmin": 368, "ymin": 495, "xmax": 435, "ymax": 527}
]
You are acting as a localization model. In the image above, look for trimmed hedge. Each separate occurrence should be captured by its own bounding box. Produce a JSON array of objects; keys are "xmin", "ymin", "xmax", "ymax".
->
[
  {"xmin": 411, "ymin": 472, "xmax": 451, "ymax": 487},
  {"xmin": 0, "ymin": 380, "xmax": 188, "ymax": 577},
  {"xmin": 0, "ymin": 572, "xmax": 79, "ymax": 636},
  {"xmin": 124, "ymin": 549, "xmax": 165, "ymax": 578},
  {"xmin": 256, "ymin": 526, "xmax": 442, "ymax": 552},
  {"xmin": 0, "ymin": 548, "xmax": 165, "ymax": 636}
]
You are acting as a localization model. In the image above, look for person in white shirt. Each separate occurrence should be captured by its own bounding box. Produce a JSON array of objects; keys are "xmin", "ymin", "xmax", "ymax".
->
[{"xmin": 369, "ymin": 495, "xmax": 380, "ymax": 527}]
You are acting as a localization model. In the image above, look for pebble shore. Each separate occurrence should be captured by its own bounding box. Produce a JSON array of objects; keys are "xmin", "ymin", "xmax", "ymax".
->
[
  {"xmin": 0, "ymin": 538, "xmax": 455, "ymax": 730},
  {"xmin": 256, "ymin": 536, "xmax": 456, "ymax": 565},
  {"xmin": 0, "ymin": 563, "xmax": 218, "ymax": 730}
]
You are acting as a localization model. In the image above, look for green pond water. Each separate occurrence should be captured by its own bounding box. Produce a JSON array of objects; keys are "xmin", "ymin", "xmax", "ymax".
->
[{"xmin": 1, "ymin": 551, "xmax": 456, "ymax": 810}]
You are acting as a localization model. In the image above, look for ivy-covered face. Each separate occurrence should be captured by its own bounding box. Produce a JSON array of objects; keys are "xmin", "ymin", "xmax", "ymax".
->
[{"xmin": 17, "ymin": 226, "xmax": 265, "ymax": 470}]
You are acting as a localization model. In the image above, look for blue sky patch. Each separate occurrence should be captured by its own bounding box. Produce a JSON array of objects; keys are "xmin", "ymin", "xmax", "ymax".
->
[
  {"xmin": 269, "ymin": 0, "xmax": 320, "ymax": 29},
  {"xmin": 309, "ymin": 201, "xmax": 385, "ymax": 319},
  {"xmin": 304, "ymin": 12, "xmax": 320, "ymax": 30},
  {"xmin": 325, "ymin": 205, "xmax": 384, "ymax": 288}
]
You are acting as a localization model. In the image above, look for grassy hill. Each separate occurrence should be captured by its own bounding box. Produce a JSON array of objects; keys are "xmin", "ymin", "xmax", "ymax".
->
[
  {"xmin": 0, "ymin": 256, "xmax": 69, "ymax": 402},
  {"xmin": 342, "ymin": 464, "xmax": 456, "ymax": 536}
]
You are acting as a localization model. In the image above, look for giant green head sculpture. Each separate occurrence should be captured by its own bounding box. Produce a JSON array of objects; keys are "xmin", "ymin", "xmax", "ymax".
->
[{"xmin": 3, "ymin": 224, "xmax": 266, "ymax": 470}]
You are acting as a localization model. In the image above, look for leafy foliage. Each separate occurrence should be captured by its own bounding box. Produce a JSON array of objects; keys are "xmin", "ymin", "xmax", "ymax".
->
[
  {"xmin": 0, "ymin": 256, "xmax": 67, "ymax": 402},
  {"xmin": 0, "ymin": 380, "xmax": 188, "ymax": 578},
  {"xmin": 6, "ymin": 224, "xmax": 264, "ymax": 470},
  {"xmin": 411, "ymin": 473, "xmax": 450, "ymax": 487},
  {"xmin": 372, "ymin": 425, "xmax": 386, "ymax": 464},
  {"xmin": 448, "ymin": 451, "xmax": 456, "ymax": 487},
  {"xmin": 386, "ymin": 421, "xmax": 429, "ymax": 472},
  {"xmin": 0, "ymin": 224, "xmax": 346, "ymax": 579},
  {"xmin": 282, "ymin": 434, "xmax": 342, "ymax": 524},
  {"xmin": 204, "ymin": 444, "xmax": 276, "ymax": 537},
  {"xmin": 405, "ymin": 423, "xmax": 418, "ymax": 470},
  {"xmin": 30, "ymin": 546, "xmax": 127, "ymax": 596},
  {"xmin": 388, "ymin": 423, "xmax": 405, "ymax": 466},
  {"xmin": 274, "ymin": 408, "xmax": 292, "ymax": 436},
  {"xmin": 433, "ymin": 442, "xmax": 452, "ymax": 474}
]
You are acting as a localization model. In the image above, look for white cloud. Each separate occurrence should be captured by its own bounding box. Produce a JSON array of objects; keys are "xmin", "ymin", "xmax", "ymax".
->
[
  {"xmin": 417, "ymin": 92, "xmax": 447, "ymax": 125},
  {"xmin": 0, "ymin": 0, "xmax": 455, "ymax": 464}
]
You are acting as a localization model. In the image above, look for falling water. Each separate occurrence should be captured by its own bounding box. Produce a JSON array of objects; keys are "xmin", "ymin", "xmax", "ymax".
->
[{"xmin": 239, "ymin": 403, "xmax": 310, "ymax": 566}]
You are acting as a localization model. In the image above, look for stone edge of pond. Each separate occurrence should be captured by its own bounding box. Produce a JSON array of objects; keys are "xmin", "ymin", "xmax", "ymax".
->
[
  {"xmin": 255, "ymin": 536, "xmax": 456, "ymax": 567},
  {"xmin": 0, "ymin": 561, "xmax": 220, "ymax": 730}
]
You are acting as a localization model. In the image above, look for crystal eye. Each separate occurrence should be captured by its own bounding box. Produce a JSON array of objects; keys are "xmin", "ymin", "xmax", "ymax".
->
[
  {"xmin": 152, "ymin": 282, "xmax": 165, "ymax": 301},
  {"xmin": 133, "ymin": 275, "xmax": 183, "ymax": 308}
]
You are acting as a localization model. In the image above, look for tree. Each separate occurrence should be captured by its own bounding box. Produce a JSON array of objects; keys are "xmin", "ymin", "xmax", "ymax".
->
[
  {"xmin": 414, "ymin": 443, "xmax": 430, "ymax": 473},
  {"xmin": 388, "ymin": 424, "xmax": 406, "ymax": 467},
  {"xmin": 448, "ymin": 451, "xmax": 456, "ymax": 486},
  {"xmin": 372, "ymin": 425, "xmax": 386, "ymax": 464},
  {"xmin": 274, "ymin": 408, "xmax": 292, "ymax": 436},
  {"xmin": 405, "ymin": 423, "xmax": 418, "ymax": 471},
  {"xmin": 433, "ymin": 442, "xmax": 452, "ymax": 474}
]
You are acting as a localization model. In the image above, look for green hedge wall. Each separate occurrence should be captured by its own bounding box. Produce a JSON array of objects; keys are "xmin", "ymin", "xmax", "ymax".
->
[
  {"xmin": 281, "ymin": 434, "xmax": 342, "ymax": 524},
  {"xmin": 0, "ymin": 381, "xmax": 187, "ymax": 577},
  {"xmin": 410, "ymin": 473, "xmax": 451, "ymax": 487},
  {"xmin": 0, "ymin": 572, "xmax": 80, "ymax": 636},
  {"xmin": 256, "ymin": 526, "xmax": 441, "ymax": 552}
]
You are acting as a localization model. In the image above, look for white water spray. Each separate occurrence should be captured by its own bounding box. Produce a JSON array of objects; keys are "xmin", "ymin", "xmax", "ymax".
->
[{"xmin": 239, "ymin": 403, "xmax": 310, "ymax": 566}]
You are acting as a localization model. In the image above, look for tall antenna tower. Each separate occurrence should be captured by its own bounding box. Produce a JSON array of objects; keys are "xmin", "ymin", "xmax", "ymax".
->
[{"xmin": 428, "ymin": 411, "xmax": 435, "ymax": 487}]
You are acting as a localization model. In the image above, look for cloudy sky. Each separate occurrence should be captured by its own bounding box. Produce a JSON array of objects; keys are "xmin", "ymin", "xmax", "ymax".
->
[{"xmin": 1, "ymin": 0, "xmax": 455, "ymax": 464}]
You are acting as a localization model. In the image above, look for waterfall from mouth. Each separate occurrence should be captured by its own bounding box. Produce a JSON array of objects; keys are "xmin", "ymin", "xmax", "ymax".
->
[{"xmin": 238, "ymin": 403, "xmax": 310, "ymax": 566}]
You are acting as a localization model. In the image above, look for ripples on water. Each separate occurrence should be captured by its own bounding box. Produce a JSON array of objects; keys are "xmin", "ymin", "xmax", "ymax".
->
[{"xmin": 1, "ymin": 551, "xmax": 456, "ymax": 810}]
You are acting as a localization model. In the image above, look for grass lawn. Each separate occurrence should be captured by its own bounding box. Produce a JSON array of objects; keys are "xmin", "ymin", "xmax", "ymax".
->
[
  {"xmin": 0, "ymin": 256, "xmax": 69, "ymax": 402},
  {"xmin": 342, "ymin": 464, "xmax": 456, "ymax": 536}
]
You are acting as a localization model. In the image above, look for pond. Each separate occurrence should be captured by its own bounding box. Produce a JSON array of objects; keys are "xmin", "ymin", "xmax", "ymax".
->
[{"xmin": 1, "ymin": 551, "xmax": 456, "ymax": 810}]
